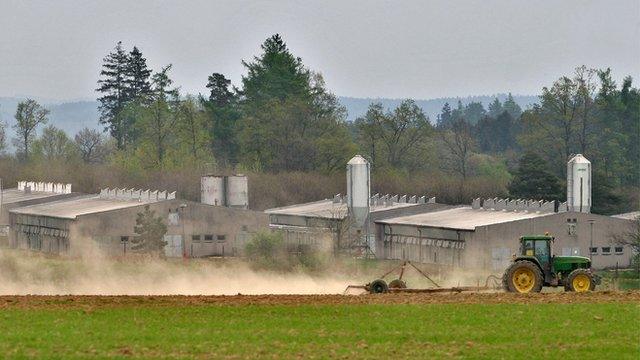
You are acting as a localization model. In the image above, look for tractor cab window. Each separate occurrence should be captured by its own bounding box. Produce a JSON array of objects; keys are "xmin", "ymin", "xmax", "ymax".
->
[
  {"xmin": 522, "ymin": 240, "xmax": 535, "ymax": 256},
  {"xmin": 534, "ymin": 240, "xmax": 550, "ymax": 265}
]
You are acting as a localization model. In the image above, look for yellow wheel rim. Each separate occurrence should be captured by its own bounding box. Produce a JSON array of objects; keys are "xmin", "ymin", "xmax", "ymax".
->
[
  {"xmin": 512, "ymin": 268, "xmax": 535, "ymax": 293},
  {"xmin": 572, "ymin": 274, "xmax": 591, "ymax": 292}
]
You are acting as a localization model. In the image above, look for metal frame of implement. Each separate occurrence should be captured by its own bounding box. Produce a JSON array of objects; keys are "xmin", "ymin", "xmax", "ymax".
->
[{"xmin": 344, "ymin": 261, "xmax": 502, "ymax": 294}]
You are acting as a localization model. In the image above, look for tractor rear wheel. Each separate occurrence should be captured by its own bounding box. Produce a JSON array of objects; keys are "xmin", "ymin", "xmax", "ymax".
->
[
  {"xmin": 503, "ymin": 261, "xmax": 544, "ymax": 293},
  {"xmin": 368, "ymin": 279, "xmax": 388, "ymax": 294},
  {"xmin": 565, "ymin": 269, "xmax": 595, "ymax": 292}
]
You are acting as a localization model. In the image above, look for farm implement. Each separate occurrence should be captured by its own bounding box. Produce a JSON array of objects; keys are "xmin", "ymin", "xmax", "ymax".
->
[{"xmin": 344, "ymin": 260, "xmax": 502, "ymax": 294}]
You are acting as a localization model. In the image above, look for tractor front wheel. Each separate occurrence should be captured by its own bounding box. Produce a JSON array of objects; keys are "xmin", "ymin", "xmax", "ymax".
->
[
  {"xmin": 565, "ymin": 269, "xmax": 595, "ymax": 292},
  {"xmin": 503, "ymin": 261, "xmax": 544, "ymax": 293}
]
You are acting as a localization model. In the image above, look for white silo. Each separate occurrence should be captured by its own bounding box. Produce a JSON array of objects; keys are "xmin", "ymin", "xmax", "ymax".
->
[
  {"xmin": 346, "ymin": 155, "xmax": 371, "ymax": 227},
  {"xmin": 567, "ymin": 154, "xmax": 591, "ymax": 213},
  {"xmin": 201, "ymin": 175, "xmax": 225, "ymax": 206},
  {"xmin": 227, "ymin": 175, "xmax": 249, "ymax": 209}
]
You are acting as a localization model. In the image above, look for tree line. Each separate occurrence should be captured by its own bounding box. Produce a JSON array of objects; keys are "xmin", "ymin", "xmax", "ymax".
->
[{"xmin": 1, "ymin": 34, "xmax": 637, "ymax": 214}]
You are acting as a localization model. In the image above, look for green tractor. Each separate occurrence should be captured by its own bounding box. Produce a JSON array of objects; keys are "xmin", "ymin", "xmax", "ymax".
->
[{"xmin": 503, "ymin": 235, "xmax": 600, "ymax": 293}]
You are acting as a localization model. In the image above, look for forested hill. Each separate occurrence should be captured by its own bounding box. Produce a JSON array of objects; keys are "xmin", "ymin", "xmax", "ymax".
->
[
  {"xmin": 0, "ymin": 97, "xmax": 99, "ymax": 136},
  {"xmin": 340, "ymin": 94, "xmax": 539, "ymax": 121},
  {"xmin": 0, "ymin": 94, "xmax": 539, "ymax": 133}
]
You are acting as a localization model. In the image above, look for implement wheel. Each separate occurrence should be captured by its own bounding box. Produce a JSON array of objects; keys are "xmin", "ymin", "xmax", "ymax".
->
[
  {"xmin": 565, "ymin": 269, "xmax": 595, "ymax": 292},
  {"xmin": 503, "ymin": 261, "xmax": 543, "ymax": 293},
  {"xmin": 368, "ymin": 279, "xmax": 388, "ymax": 294},
  {"xmin": 388, "ymin": 279, "xmax": 407, "ymax": 289}
]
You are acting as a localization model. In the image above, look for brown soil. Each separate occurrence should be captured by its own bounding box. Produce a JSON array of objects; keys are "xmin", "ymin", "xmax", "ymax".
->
[{"xmin": 0, "ymin": 290, "xmax": 638, "ymax": 309}]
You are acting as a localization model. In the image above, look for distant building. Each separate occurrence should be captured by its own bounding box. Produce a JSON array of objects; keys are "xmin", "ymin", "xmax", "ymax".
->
[
  {"xmin": 0, "ymin": 182, "xmax": 76, "ymax": 247},
  {"xmin": 8, "ymin": 186, "xmax": 268, "ymax": 258},
  {"xmin": 376, "ymin": 201, "xmax": 635, "ymax": 271},
  {"xmin": 266, "ymin": 154, "xmax": 638, "ymax": 271}
]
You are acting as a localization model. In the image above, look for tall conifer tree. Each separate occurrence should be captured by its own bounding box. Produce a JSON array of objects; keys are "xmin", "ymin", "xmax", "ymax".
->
[{"xmin": 96, "ymin": 41, "xmax": 130, "ymax": 149}]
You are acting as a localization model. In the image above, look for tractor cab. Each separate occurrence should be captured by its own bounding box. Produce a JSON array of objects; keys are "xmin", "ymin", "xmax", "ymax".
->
[
  {"xmin": 503, "ymin": 234, "xmax": 598, "ymax": 293},
  {"xmin": 519, "ymin": 235, "xmax": 553, "ymax": 269}
]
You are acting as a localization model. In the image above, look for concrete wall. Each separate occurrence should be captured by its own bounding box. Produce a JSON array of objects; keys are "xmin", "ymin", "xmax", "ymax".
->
[
  {"xmin": 376, "ymin": 223, "xmax": 468, "ymax": 268},
  {"xmin": 0, "ymin": 193, "xmax": 77, "ymax": 247},
  {"xmin": 268, "ymin": 203, "xmax": 456, "ymax": 254},
  {"xmin": 9, "ymin": 214, "xmax": 72, "ymax": 254}
]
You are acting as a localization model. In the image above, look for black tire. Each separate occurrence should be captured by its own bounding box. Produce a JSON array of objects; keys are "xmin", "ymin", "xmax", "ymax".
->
[
  {"xmin": 388, "ymin": 279, "xmax": 407, "ymax": 289},
  {"xmin": 565, "ymin": 269, "xmax": 596, "ymax": 292},
  {"xmin": 503, "ymin": 261, "xmax": 544, "ymax": 293},
  {"xmin": 368, "ymin": 279, "xmax": 388, "ymax": 294}
]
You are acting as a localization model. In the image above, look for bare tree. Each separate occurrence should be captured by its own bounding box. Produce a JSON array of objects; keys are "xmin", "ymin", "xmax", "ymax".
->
[
  {"xmin": 0, "ymin": 118, "xmax": 6, "ymax": 154},
  {"xmin": 612, "ymin": 216, "xmax": 640, "ymax": 270},
  {"xmin": 75, "ymin": 128, "xmax": 110, "ymax": 164},
  {"xmin": 440, "ymin": 117, "xmax": 474, "ymax": 180},
  {"xmin": 12, "ymin": 99, "xmax": 49, "ymax": 160}
]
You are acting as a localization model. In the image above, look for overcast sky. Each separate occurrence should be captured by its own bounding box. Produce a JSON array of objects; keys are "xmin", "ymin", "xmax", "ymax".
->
[{"xmin": 1, "ymin": 0, "xmax": 638, "ymax": 101}]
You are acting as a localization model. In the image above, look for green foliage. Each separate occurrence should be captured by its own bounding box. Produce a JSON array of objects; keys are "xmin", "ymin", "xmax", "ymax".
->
[
  {"xmin": 31, "ymin": 125, "xmax": 79, "ymax": 162},
  {"xmin": 471, "ymin": 154, "xmax": 512, "ymax": 186},
  {"xmin": 244, "ymin": 231, "xmax": 327, "ymax": 272},
  {"xmin": 202, "ymin": 73, "xmax": 240, "ymax": 166},
  {"xmin": 132, "ymin": 205, "xmax": 168, "ymax": 256},
  {"xmin": 463, "ymin": 101, "xmax": 486, "ymax": 125},
  {"xmin": 0, "ymin": 118, "xmax": 6, "ymax": 154},
  {"xmin": 244, "ymin": 231, "xmax": 286, "ymax": 270},
  {"xmin": 96, "ymin": 41, "xmax": 131, "ymax": 149},
  {"xmin": 237, "ymin": 35, "xmax": 353, "ymax": 172},
  {"xmin": 12, "ymin": 99, "xmax": 49, "ymax": 160},
  {"xmin": 508, "ymin": 152, "xmax": 563, "ymax": 201},
  {"xmin": 355, "ymin": 100, "xmax": 434, "ymax": 171},
  {"xmin": 125, "ymin": 46, "xmax": 153, "ymax": 101}
]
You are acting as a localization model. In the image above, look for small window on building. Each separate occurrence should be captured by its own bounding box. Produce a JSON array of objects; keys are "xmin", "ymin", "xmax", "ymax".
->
[
  {"xmin": 615, "ymin": 246, "xmax": 623, "ymax": 255},
  {"xmin": 589, "ymin": 247, "xmax": 598, "ymax": 255},
  {"xmin": 241, "ymin": 225, "xmax": 248, "ymax": 232},
  {"xmin": 192, "ymin": 235, "xmax": 201, "ymax": 242},
  {"xmin": 204, "ymin": 235, "xmax": 214, "ymax": 242},
  {"xmin": 168, "ymin": 212, "xmax": 179, "ymax": 226},
  {"xmin": 121, "ymin": 236, "xmax": 129, "ymax": 243},
  {"xmin": 601, "ymin": 247, "xmax": 611, "ymax": 255},
  {"xmin": 217, "ymin": 235, "xmax": 226, "ymax": 241}
]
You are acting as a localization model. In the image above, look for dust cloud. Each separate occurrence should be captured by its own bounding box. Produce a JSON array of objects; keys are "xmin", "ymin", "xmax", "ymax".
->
[{"xmin": 0, "ymin": 249, "xmax": 353, "ymax": 296}]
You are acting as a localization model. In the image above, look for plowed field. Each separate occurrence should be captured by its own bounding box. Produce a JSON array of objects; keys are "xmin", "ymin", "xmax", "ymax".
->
[{"xmin": 0, "ymin": 290, "xmax": 638, "ymax": 309}]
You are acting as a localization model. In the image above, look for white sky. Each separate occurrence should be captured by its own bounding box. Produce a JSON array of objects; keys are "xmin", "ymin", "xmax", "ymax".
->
[{"xmin": 1, "ymin": 0, "xmax": 638, "ymax": 100}]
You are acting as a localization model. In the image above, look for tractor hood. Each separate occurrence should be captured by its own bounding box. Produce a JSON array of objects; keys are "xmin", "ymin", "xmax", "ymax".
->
[{"xmin": 553, "ymin": 255, "xmax": 592, "ymax": 271}]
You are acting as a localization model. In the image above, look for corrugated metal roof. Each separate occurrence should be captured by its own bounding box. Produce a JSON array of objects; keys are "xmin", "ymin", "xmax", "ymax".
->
[
  {"xmin": 265, "ymin": 199, "xmax": 418, "ymax": 220},
  {"xmin": 376, "ymin": 206, "xmax": 553, "ymax": 231},
  {"xmin": 1, "ymin": 189, "xmax": 70, "ymax": 204},
  {"xmin": 612, "ymin": 211, "xmax": 640, "ymax": 220},
  {"xmin": 10, "ymin": 195, "xmax": 166, "ymax": 220}
]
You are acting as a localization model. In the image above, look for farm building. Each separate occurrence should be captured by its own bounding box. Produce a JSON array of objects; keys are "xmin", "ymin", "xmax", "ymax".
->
[
  {"xmin": 267, "ymin": 154, "xmax": 637, "ymax": 271},
  {"xmin": 266, "ymin": 195, "xmax": 449, "ymax": 255},
  {"xmin": 0, "ymin": 182, "xmax": 76, "ymax": 247},
  {"xmin": 8, "ymin": 186, "xmax": 268, "ymax": 258},
  {"xmin": 376, "ymin": 200, "xmax": 635, "ymax": 271}
]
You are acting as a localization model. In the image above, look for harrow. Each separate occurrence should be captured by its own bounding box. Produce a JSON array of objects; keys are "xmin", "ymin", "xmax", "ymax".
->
[{"xmin": 344, "ymin": 261, "xmax": 502, "ymax": 294}]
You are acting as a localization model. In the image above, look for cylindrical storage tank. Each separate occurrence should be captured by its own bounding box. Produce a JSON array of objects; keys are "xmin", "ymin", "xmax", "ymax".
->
[
  {"xmin": 227, "ymin": 175, "xmax": 249, "ymax": 209},
  {"xmin": 347, "ymin": 155, "xmax": 370, "ymax": 227},
  {"xmin": 201, "ymin": 175, "xmax": 225, "ymax": 206},
  {"xmin": 567, "ymin": 154, "xmax": 591, "ymax": 213}
]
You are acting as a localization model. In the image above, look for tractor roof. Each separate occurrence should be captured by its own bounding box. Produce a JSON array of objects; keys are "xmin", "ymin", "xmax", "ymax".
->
[{"xmin": 520, "ymin": 235, "xmax": 554, "ymax": 241}]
